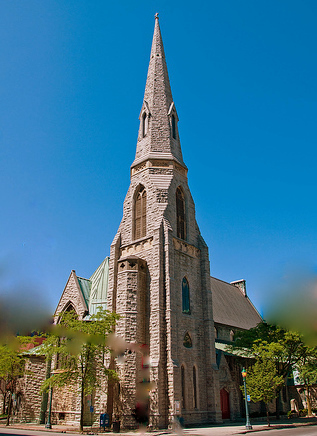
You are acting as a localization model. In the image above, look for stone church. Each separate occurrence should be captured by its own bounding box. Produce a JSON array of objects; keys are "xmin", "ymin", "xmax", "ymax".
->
[{"xmin": 17, "ymin": 16, "xmax": 263, "ymax": 427}]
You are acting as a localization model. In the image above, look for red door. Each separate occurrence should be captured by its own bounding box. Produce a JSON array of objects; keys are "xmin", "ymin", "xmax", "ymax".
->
[{"xmin": 220, "ymin": 388, "xmax": 230, "ymax": 419}]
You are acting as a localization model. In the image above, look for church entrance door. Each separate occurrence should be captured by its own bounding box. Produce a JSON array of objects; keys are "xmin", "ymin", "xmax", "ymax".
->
[{"xmin": 220, "ymin": 388, "xmax": 230, "ymax": 419}]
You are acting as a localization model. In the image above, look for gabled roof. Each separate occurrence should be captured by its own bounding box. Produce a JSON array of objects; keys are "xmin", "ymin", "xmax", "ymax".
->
[
  {"xmin": 211, "ymin": 276, "xmax": 262, "ymax": 330},
  {"xmin": 54, "ymin": 270, "xmax": 89, "ymax": 318},
  {"xmin": 54, "ymin": 258, "xmax": 109, "ymax": 319}
]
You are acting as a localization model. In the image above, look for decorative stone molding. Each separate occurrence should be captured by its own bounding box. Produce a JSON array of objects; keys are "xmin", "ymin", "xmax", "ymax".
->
[
  {"xmin": 131, "ymin": 158, "xmax": 187, "ymax": 177},
  {"xmin": 174, "ymin": 162, "xmax": 187, "ymax": 176},
  {"xmin": 173, "ymin": 237, "xmax": 200, "ymax": 258},
  {"xmin": 131, "ymin": 161, "xmax": 148, "ymax": 175},
  {"xmin": 117, "ymin": 255, "xmax": 147, "ymax": 272},
  {"xmin": 149, "ymin": 168, "xmax": 173, "ymax": 175},
  {"xmin": 150, "ymin": 160, "xmax": 170, "ymax": 167},
  {"xmin": 120, "ymin": 237, "xmax": 153, "ymax": 258}
]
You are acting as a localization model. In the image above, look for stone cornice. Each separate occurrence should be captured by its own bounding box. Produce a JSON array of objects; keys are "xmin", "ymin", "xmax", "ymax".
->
[
  {"xmin": 173, "ymin": 237, "xmax": 200, "ymax": 258},
  {"xmin": 131, "ymin": 157, "xmax": 187, "ymax": 177},
  {"xmin": 119, "ymin": 236, "xmax": 153, "ymax": 258}
]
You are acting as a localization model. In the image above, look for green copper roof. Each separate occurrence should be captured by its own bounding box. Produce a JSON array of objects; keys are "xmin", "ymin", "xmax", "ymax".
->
[
  {"xmin": 77, "ymin": 276, "xmax": 91, "ymax": 308},
  {"xmin": 88, "ymin": 257, "xmax": 109, "ymax": 316}
]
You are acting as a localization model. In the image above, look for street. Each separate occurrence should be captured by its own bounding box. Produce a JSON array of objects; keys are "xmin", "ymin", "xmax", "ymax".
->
[{"xmin": 246, "ymin": 428, "xmax": 317, "ymax": 435}]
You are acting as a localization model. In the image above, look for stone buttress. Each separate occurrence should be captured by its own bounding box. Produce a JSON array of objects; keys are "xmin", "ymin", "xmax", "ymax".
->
[{"xmin": 107, "ymin": 15, "xmax": 222, "ymax": 428}]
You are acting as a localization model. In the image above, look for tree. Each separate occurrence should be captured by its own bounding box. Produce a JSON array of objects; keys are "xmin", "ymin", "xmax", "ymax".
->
[
  {"xmin": 243, "ymin": 358, "xmax": 284, "ymax": 426},
  {"xmin": 294, "ymin": 345, "xmax": 317, "ymax": 416},
  {"xmin": 41, "ymin": 308, "xmax": 119, "ymax": 431},
  {"xmin": 0, "ymin": 336, "xmax": 37, "ymax": 425},
  {"xmin": 232, "ymin": 322, "xmax": 304, "ymax": 418}
]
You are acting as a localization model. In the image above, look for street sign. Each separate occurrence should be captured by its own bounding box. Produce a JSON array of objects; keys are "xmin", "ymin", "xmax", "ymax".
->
[{"xmin": 247, "ymin": 395, "xmax": 251, "ymax": 402}]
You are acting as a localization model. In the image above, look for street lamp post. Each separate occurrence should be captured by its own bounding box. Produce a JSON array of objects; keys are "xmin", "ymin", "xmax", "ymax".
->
[
  {"xmin": 241, "ymin": 368, "xmax": 252, "ymax": 430},
  {"xmin": 45, "ymin": 385, "xmax": 53, "ymax": 429}
]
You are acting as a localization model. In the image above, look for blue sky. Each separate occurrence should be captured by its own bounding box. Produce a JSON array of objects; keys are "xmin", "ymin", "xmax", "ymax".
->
[{"xmin": 1, "ymin": 0, "xmax": 316, "ymax": 320}]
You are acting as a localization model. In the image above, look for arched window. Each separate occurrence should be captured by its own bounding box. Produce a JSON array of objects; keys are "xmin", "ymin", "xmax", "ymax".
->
[
  {"xmin": 193, "ymin": 366, "xmax": 198, "ymax": 409},
  {"xmin": 134, "ymin": 186, "xmax": 147, "ymax": 240},
  {"xmin": 182, "ymin": 277, "xmax": 190, "ymax": 314},
  {"xmin": 176, "ymin": 187, "xmax": 186, "ymax": 240},
  {"xmin": 181, "ymin": 365, "xmax": 186, "ymax": 409},
  {"xmin": 65, "ymin": 303, "xmax": 75, "ymax": 313},
  {"xmin": 172, "ymin": 114, "xmax": 176, "ymax": 139},
  {"xmin": 142, "ymin": 112, "xmax": 147, "ymax": 137}
]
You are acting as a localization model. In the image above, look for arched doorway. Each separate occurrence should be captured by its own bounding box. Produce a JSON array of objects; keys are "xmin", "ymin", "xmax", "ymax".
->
[{"xmin": 220, "ymin": 388, "xmax": 230, "ymax": 419}]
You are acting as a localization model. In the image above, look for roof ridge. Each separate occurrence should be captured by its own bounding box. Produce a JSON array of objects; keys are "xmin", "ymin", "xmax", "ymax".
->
[{"xmin": 210, "ymin": 275, "xmax": 239, "ymax": 287}]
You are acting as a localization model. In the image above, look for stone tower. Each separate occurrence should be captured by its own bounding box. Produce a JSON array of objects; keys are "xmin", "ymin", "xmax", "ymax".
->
[{"xmin": 107, "ymin": 15, "xmax": 221, "ymax": 428}]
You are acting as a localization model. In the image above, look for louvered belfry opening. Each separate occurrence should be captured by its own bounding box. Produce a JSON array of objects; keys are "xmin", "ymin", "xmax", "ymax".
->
[
  {"xmin": 176, "ymin": 186, "xmax": 186, "ymax": 240},
  {"xmin": 134, "ymin": 185, "xmax": 147, "ymax": 240}
]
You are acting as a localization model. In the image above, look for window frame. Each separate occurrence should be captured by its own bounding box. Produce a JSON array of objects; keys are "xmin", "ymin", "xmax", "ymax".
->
[
  {"xmin": 176, "ymin": 186, "xmax": 186, "ymax": 240},
  {"xmin": 133, "ymin": 185, "xmax": 147, "ymax": 240},
  {"xmin": 182, "ymin": 277, "xmax": 190, "ymax": 314}
]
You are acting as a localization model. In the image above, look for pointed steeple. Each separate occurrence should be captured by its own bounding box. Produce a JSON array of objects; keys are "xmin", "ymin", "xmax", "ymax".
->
[{"xmin": 132, "ymin": 14, "xmax": 186, "ymax": 170}]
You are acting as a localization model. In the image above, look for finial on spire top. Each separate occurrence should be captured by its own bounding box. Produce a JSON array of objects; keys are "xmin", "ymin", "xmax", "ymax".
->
[{"xmin": 155, "ymin": 12, "xmax": 159, "ymax": 20}]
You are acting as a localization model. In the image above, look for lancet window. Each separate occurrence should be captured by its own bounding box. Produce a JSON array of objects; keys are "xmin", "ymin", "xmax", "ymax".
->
[
  {"xmin": 134, "ymin": 185, "xmax": 147, "ymax": 240},
  {"xmin": 142, "ymin": 112, "xmax": 148, "ymax": 137},
  {"xmin": 182, "ymin": 277, "xmax": 190, "ymax": 314},
  {"xmin": 176, "ymin": 187, "xmax": 186, "ymax": 240},
  {"xmin": 172, "ymin": 114, "xmax": 176, "ymax": 139},
  {"xmin": 181, "ymin": 365, "xmax": 186, "ymax": 409},
  {"xmin": 193, "ymin": 366, "xmax": 198, "ymax": 409}
]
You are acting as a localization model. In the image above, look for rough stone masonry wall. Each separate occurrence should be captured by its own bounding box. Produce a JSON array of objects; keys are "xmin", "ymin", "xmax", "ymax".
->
[
  {"xmin": 19, "ymin": 356, "xmax": 47, "ymax": 423},
  {"xmin": 114, "ymin": 257, "xmax": 144, "ymax": 429},
  {"xmin": 106, "ymin": 161, "xmax": 223, "ymax": 427}
]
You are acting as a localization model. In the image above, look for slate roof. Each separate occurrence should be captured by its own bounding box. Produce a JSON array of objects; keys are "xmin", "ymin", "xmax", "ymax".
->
[{"xmin": 211, "ymin": 276, "xmax": 262, "ymax": 330}]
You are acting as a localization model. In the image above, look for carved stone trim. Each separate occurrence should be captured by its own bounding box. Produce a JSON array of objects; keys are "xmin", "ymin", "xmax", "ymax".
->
[
  {"xmin": 150, "ymin": 160, "xmax": 171, "ymax": 167},
  {"xmin": 173, "ymin": 238, "xmax": 200, "ymax": 258},
  {"xmin": 117, "ymin": 256, "xmax": 147, "ymax": 272},
  {"xmin": 131, "ymin": 161, "xmax": 148, "ymax": 175},
  {"xmin": 149, "ymin": 168, "xmax": 173, "ymax": 175},
  {"xmin": 174, "ymin": 162, "xmax": 187, "ymax": 175},
  {"xmin": 120, "ymin": 237, "xmax": 153, "ymax": 258}
]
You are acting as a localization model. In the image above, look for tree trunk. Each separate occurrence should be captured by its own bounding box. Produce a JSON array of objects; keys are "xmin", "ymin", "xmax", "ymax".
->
[
  {"xmin": 266, "ymin": 404, "xmax": 270, "ymax": 427},
  {"xmin": 80, "ymin": 378, "xmax": 84, "ymax": 432},
  {"xmin": 306, "ymin": 387, "xmax": 312, "ymax": 416},
  {"xmin": 6, "ymin": 392, "xmax": 12, "ymax": 426},
  {"xmin": 275, "ymin": 393, "xmax": 280, "ymax": 419},
  {"xmin": 2, "ymin": 392, "xmax": 7, "ymax": 415}
]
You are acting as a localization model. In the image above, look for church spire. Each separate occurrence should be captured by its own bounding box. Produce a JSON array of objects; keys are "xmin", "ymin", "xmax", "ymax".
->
[{"xmin": 132, "ymin": 14, "xmax": 185, "ymax": 169}]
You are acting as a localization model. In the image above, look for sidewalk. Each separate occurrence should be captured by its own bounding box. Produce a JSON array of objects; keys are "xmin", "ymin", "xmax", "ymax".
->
[{"xmin": 0, "ymin": 417, "xmax": 316, "ymax": 436}]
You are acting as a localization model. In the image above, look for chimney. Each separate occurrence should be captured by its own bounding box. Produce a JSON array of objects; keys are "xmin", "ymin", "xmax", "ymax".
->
[{"xmin": 231, "ymin": 279, "xmax": 247, "ymax": 297}]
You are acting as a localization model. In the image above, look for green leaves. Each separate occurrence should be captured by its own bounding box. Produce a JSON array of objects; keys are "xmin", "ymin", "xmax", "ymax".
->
[
  {"xmin": 40, "ymin": 308, "xmax": 119, "ymax": 430},
  {"xmin": 233, "ymin": 322, "xmax": 304, "ymax": 379},
  {"xmin": 244, "ymin": 359, "xmax": 284, "ymax": 405}
]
